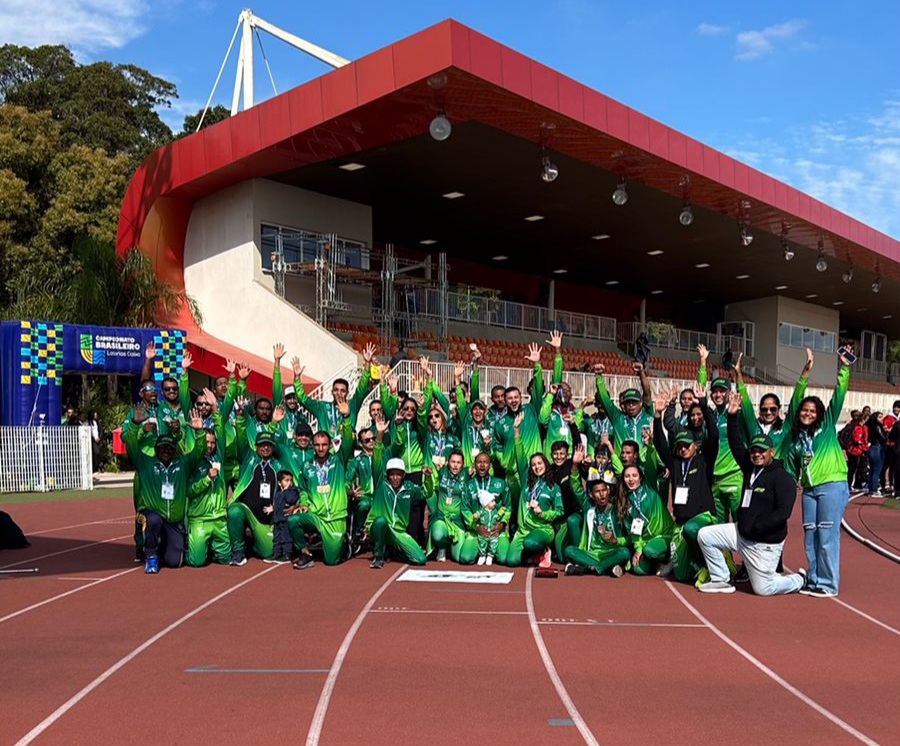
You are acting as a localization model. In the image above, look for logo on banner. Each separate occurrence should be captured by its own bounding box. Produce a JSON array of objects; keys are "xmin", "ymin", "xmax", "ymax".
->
[
  {"xmin": 79, "ymin": 333, "xmax": 141, "ymax": 365},
  {"xmin": 80, "ymin": 334, "xmax": 106, "ymax": 365}
]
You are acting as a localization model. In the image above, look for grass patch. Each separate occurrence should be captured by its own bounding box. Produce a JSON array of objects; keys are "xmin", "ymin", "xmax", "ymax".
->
[
  {"xmin": 0, "ymin": 487, "xmax": 132, "ymax": 505},
  {"xmin": 880, "ymin": 497, "xmax": 900, "ymax": 510}
]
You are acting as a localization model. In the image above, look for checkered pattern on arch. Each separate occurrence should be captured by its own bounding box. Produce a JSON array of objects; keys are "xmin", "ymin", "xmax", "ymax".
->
[
  {"xmin": 152, "ymin": 329, "xmax": 186, "ymax": 383},
  {"xmin": 19, "ymin": 321, "xmax": 64, "ymax": 386}
]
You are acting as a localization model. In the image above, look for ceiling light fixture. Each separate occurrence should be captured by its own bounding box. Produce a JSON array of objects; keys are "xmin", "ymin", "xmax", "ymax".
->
[
  {"xmin": 842, "ymin": 267, "xmax": 853, "ymax": 284},
  {"xmin": 775, "ymin": 285, "xmax": 788, "ymax": 290},
  {"xmin": 679, "ymin": 202, "xmax": 694, "ymax": 226},
  {"xmin": 492, "ymin": 255, "xmax": 508, "ymax": 261},
  {"xmin": 805, "ymin": 294, "xmax": 818, "ymax": 298},
  {"xmin": 429, "ymin": 113, "xmax": 452, "ymax": 141},
  {"xmin": 740, "ymin": 223, "xmax": 754, "ymax": 246},
  {"xmin": 524, "ymin": 215, "xmax": 544, "ymax": 222},
  {"xmin": 884, "ymin": 314, "xmax": 893, "ymax": 319},
  {"xmin": 419, "ymin": 239, "xmax": 437, "ymax": 245},
  {"xmin": 872, "ymin": 277, "xmax": 882, "ymax": 293},
  {"xmin": 605, "ymin": 280, "xmax": 620, "ymax": 286},
  {"xmin": 736, "ymin": 274, "xmax": 750, "ymax": 280},
  {"xmin": 338, "ymin": 162, "xmax": 365, "ymax": 171},
  {"xmin": 782, "ymin": 238, "xmax": 795, "ymax": 261},
  {"xmin": 833, "ymin": 301, "xmax": 844, "ymax": 306},
  {"xmin": 815, "ymin": 252, "xmax": 828, "ymax": 272},
  {"xmin": 695, "ymin": 263, "xmax": 710, "ymax": 268},
  {"xmin": 612, "ymin": 178, "xmax": 628, "ymax": 206},
  {"xmin": 442, "ymin": 191, "xmax": 465, "ymax": 199},
  {"xmin": 553, "ymin": 268, "xmax": 568, "ymax": 274},
  {"xmin": 540, "ymin": 152, "xmax": 559, "ymax": 183},
  {"xmin": 650, "ymin": 290, "xmax": 663, "ymax": 295},
  {"xmin": 647, "ymin": 250, "xmax": 664, "ymax": 256},
  {"xmin": 592, "ymin": 234, "xmax": 611, "ymax": 240}
]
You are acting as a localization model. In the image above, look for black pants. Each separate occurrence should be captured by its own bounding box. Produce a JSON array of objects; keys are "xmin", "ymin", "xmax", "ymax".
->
[
  {"xmin": 273, "ymin": 519, "xmax": 292, "ymax": 558},
  {"xmin": 141, "ymin": 510, "xmax": 185, "ymax": 567},
  {"xmin": 847, "ymin": 454, "xmax": 863, "ymax": 488},
  {"xmin": 402, "ymin": 471, "xmax": 426, "ymax": 546}
]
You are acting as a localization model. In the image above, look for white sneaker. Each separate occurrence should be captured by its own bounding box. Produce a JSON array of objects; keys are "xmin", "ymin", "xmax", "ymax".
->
[
  {"xmin": 697, "ymin": 580, "xmax": 736, "ymax": 594},
  {"xmin": 477, "ymin": 555, "xmax": 486, "ymax": 565},
  {"xmin": 485, "ymin": 556, "xmax": 493, "ymax": 566},
  {"xmin": 611, "ymin": 564, "xmax": 624, "ymax": 578},
  {"xmin": 436, "ymin": 549, "xmax": 447, "ymax": 562}
]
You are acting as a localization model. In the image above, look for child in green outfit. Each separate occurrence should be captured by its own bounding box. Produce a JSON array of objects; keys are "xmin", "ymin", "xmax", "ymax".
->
[{"xmin": 474, "ymin": 491, "xmax": 505, "ymax": 565}]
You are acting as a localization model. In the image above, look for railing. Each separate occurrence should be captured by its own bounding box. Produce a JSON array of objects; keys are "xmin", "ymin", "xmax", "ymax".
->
[
  {"xmin": 857, "ymin": 358, "xmax": 888, "ymax": 377},
  {"xmin": 0, "ymin": 425, "xmax": 94, "ymax": 493},
  {"xmin": 402, "ymin": 287, "xmax": 616, "ymax": 341},
  {"xmin": 617, "ymin": 322, "xmax": 751, "ymax": 357}
]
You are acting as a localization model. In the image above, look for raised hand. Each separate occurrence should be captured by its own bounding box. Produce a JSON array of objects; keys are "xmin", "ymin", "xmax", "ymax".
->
[
  {"xmin": 291, "ymin": 357, "xmax": 304, "ymax": 378},
  {"xmin": 418, "ymin": 355, "xmax": 432, "ymax": 378},
  {"xmin": 189, "ymin": 408, "xmax": 204, "ymax": 430},
  {"xmin": 374, "ymin": 413, "xmax": 390, "ymax": 434},
  {"xmin": 235, "ymin": 396, "xmax": 249, "ymax": 414},
  {"xmin": 132, "ymin": 403, "xmax": 148, "ymax": 424},
  {"xmin": 654, "ymin": 391, "xmax": 669, "ymax": 415},
  {"xmin": 697, "ymin": 344, "xmax": 709, "ymax": 364},
  {"xmin": 547, "ymin": 330, "xmax": 563, "ymax": 349},
  {"xmin": 580, "ymin": 396, "xmax": 595, "ymax": 409},
  {"xmin": 641, "ymin": 424, "xmax": 652, "ymax": 446},
  {"xmin": 202, "ymin": 388, "xmax": 218, "ymax": 412},
  {"xmin": 387, "ymin": 373, "xmax": 398, "ymax": 394},
  {"xmin": 838, "ymin": 345, "xmax": 854, "ymax": 368},
  {"xmin": 514, "ymin": 411, "xmax": 525, "ymax": 431},
  {"xmin": 633, "ymin": 361, "xmax": 644, "ymax": 373},
  {"xmin": 550, "ymin": 383, "xmax": 559, "ymax": 396},
  {"xmin": 573, "ymin": 443, "xmax": 586, "ymax": 465},
  {"xmin": 592, "ymin": 362, "xmax": 605, "ymax": 375},
  {"xmin": 362, "ymin": 342, "xmax": 377, "ymax": 364},
  {"xmin": 237, "ymin": 363, "xmax": 251, "ymax": 381},
  {"xmin": 181, "ymin": 350, "xmax": 193, "ymax": 373},
  {"xmin": 224, "ymin": 358, "xmax": 236, "ymax": 375},
  {"xmin": 145, "ymin": 342, "xmax": 157, "ymax": 360},
  {"xmin": 273, "ymin": 343, "xmax": 285, "ymax": 363},
  {"xmin": 272, "ymin": 404, "xmax": 285, "ymax": 424},
  {"xmin": 692, "ymin": 382, "xmax": 707, "ymax": 399},
  {"xmin": 470, "ymin": 343, "xmax": 482, "ymax": 362},
  {"xmin": 336, "ymin": 392, "xmax": 350, "ymax": 418},
  {"xmin": 526, "ymin": 343, "xmax": 542, "ymax": 364},
  {"xmin": 454, "ymin": 360, "xmax": 466, "ymax": 380},
  {"xmin": 727, "ymin": 391, "xmax": 742, "ymax": 415},
  {"xmin": 803, "ymin": 347, "xmax": 815, "ymax": 375}
]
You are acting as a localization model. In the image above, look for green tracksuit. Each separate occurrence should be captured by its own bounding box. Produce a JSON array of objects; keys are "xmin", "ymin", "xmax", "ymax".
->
[
  {"xmin": 346, "ymin": 451, "xmax": 375, "ymax": 531},
  {"xmin": 277, "ymin": 437, "xmax": 314, "ymax": 480},
  {"xmin": 455, "ymin": 371, "xmax": 492, "ymax": 468},
  {"xmin": 366, "ymin": 443, "xmax": 427, "ymax": 564},
  {"xmin": 624, "ymin": 484, "xmax": 676, "ymax": 575},
  {"xmin": 463, "ymin": 476, "xmax": 512, "ymax": 565},
  {"xmin": 294, "ymin": 368, "xmax": 371, "ymax": 441},
  {"xmin": 186, "ymin": 413, "xmax": 230, "ymax": 566},
  {"xmin": 582, "ymin": 414, "xmax": 611, "ymax": 458},
  {"xmin": 474, "ymin": 507, "xmax": 503, "ymax": 559},
  {"xmin": 390, "ymin": 382, "xmax": 433, "ymax": 476},
  {"xmin": 565, "ymin": 472, "xmax": 632, "ymax": 575},
  {"xmin": 424, "ymin": 430, "xmax": 462, "ymax": 471},
  {"xmin": 737, "ymin": 376, "xmax": 809, "ymax": 468},
  {"xmin": 708, "ymin": 405, "xmax": 744, "ymax": 523},
  {"xmin": 506, "ymin": 435, "xmax": 563, "ymax": 566},
  {"xmin": 425, "ymin": 466, "xmax": 477, "ymax": 563},
  {"xmin": 272, "ymin": 364, "xmax": 309, "ymax": 435},
  {"xmin": 594, "ymin": 375, "xmax": 654, "ymax": 457},
  {"xmin": 288, "ymin": 417, "xmax": 354, "ymax": 565}
]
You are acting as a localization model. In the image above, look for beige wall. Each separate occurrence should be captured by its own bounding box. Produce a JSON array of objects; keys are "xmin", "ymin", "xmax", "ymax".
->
[{"xmin": 182, "ymin": 179, "xmax": 368, "ymax": 382}]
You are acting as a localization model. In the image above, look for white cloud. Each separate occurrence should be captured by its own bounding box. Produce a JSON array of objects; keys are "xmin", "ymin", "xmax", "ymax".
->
[
  {"xmin": 735, "ymin": 20, "xmax": 807, "ymax": 61},
  {"xmin": 696, "ymin": 23, "xmax": 729, "ymax": 36},
  {"xmin": 716, "ymin": 98, "xmax": 900, "ymax": 238},
  {"xmin": 0, "ymin": 0, "xmax": 149, "ymax": 53}
]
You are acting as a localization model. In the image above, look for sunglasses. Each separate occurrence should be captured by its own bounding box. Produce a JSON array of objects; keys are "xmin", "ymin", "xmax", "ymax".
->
[
  {"xmin": 676, "ymin": 442, "xmax": 693, "ymax": 450},
  {"xmin": 401, "ymin": 406, "xmax": 417, "ymax": 413},
  {"xmin": 141, "ymin": 386, "xmax": 156, "ymax": 393},
  {"xmin": 361, "ymin": 437, "xmax": 374, "ymax": 443},
  {"xmin": 162, "ymin": 386, "xmax": 178, "ymax": 392},
  {"xmin": 760, "ymin": 406, "xmax": 779, "ymax": 413}
]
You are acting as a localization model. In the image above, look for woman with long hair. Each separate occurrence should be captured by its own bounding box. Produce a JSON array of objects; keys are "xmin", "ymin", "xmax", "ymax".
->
[
  {"xmin": 621, "ymin": 464, "xmax": 676, "ymax": 576},
  {"xmin": 784, "ymin": 349, "xmax": 854, "ymax": 598}
]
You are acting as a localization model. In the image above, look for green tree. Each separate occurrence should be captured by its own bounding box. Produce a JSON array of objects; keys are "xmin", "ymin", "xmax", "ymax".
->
[{"xmin": 180, "ymin": 104, "xmax": 230, "ymax": 137}]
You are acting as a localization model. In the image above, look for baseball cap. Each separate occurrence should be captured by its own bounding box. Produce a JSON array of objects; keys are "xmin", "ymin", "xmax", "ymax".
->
[
  {"xmin": 256, "ymin": 432, "xmax": 276, "ymax": 447},
  {"xmin": 710, "ymin": 377, "xmax": 731, "ymax": 391},
  {"xmin": 673, "ymin": 431, "xmax": 694, "ymax": 447},
  {"xmin": 295, "ymin": 423, "xmax": 313, "ymax": 437},
  {"xmin": 620, "ymin": 388, "xmax": 642, "ymax": 403},
  {"xmin": 284, "ymin": 385, "xmax": 296, "ymax": 397},
  {"xmin": 155, "ymin": 435, "xmax": 176, "ymax": 449},
  {"xmin": 749, "ymin": 434, "xmax": 774, "ymax": 451},
  {"xmin": 386, "ymin": 458, "xmax": 406, "ymax": 473}
]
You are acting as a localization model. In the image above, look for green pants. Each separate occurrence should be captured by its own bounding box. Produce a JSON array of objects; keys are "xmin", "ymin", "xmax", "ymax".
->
[
  {"xmin": 554, "ymin": 517, "xmax": 577, "ymax": 563},
  {"xmin": 565, "ymin": 545, "xmax": 631, "ymax": 575},
  {"xmin": 226, "ymin": 502, "xmax": 273, "ymax": 560},
  {"xmin": 352, "ymin": 498, "xmax": 371, "ymax": 534},
  {"xmin": 287, "ymin": 511, "xmax": 347, "ymax": 566},
  {"xmin": 430, "ymin": 517, "xmax": 479, "ymax": 564},
  {"xmin": 712, "ymin": 472, "xmax": 742, "ymax": 523},
  {"xmin": 186, "ymin": 518, "xmax": 231, "ymax": 566},
  {"xmin": 477, "ymin": 534, "xmax": 499, "ymax": 558},
  {"xmin": 505, "ymin": 473, "xmax": 521, "ymax": 531},
  {"xmin": 506, "ymin": 526, "xmax": 554, "ymax": 567},
  {"xmin": 133, "ymin": 474, "xmax": 144, "ymax": 552},
  {"xmin": 630, "ymin": 536, "xmax": 670, "ymax": 576},
  {"xmin": 370, "ymin": 516, "xmax": 426, "ymax": 564},
  {"xmin": 672, "ymin": 512, "xmax": 717, "ymax": 582}
]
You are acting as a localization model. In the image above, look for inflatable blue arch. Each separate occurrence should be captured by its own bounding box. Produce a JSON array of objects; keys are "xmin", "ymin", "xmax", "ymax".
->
[{"xmin": 0, "ymin": 321, "xmax": 185, "ymax": 426}]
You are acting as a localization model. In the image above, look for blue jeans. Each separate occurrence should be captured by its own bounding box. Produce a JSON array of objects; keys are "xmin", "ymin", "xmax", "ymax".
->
[
  {"xmin": 867, "ymin": 444, "xmax": 884, "ymax": 493},
  {"xmin": 801, "ymin": 481, "xmax": 849, "ymax": 595}
]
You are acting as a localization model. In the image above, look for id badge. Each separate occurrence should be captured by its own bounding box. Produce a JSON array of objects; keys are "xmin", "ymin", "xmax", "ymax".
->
[
  {"xmin": 741, "ymin": 489, "xmax": 753, "ymax": 509},
  {"xmin": 559, "ymin": 426, "xmax": 568, "ymax": 436},
  {"xmin": 445, "ymin": 497, "xmax": 453, "ymax": 506},
  {"xmin": 317, "ymin": 484, "xmax": 331, "ymax": 495},
  {"xmin": 161, "ymin": 483, "xmax": 174, "ymax": 501},
  {"xmin": 674, "ymin": 486, "xmax": 689, "ymax": 505},
  {"xmin": 481, "ymin": 429, "xmax": 490, "ymax": 440},
  {"xmin": 211, "ymin": 461, "xmax": 221, "ymax": 471},
  {"xmin": 471, "ymin": 446, "xmax": 481, "ymax": 458},
  {"xmin": 433, "ymin": 456, "xmax": 446, "ymax": 470},
  {"xmin": 259, "ymin": 482, "xmax": 271, "ymax": 500},
  {"xmin": 630, "ymin": 517, "xmax": 645, "ymax": 535}
]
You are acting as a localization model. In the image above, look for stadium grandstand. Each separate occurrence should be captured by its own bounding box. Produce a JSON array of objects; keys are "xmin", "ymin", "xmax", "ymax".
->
[{"xmin": 116, "ymin": 19, "xmax": 900, "ymax": 414}]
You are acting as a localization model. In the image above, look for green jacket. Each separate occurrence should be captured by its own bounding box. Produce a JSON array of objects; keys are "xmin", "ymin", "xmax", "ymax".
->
[
  {"xmin": 347, "ymin": 452, "xmax": 375, "ymax": 498},
  {"xmin": 424, "ymin": 466, "xmax": 468, "ymax": 525},
  {"xmin": 595, "ymin": 375, "xmax": 654, "ymax": 457},
  {"xmin": 366, "ymin": 442, "xmax": 426, "ymax": 531},
  {"xmin": 624, "ymin": 484, "xmax": 675, "ymax": 553},
  {"xmin": 296, "ymin": 418, "xmax": 354, "ymax": 521},
  {"xmin": 737, "ymin": 376, "xmax": 808, "ymax": 466},
  {"xmin": 785, "ymin": 365, "xmax": 850, "ymax": 488},
  {"xmin": 570, "ymin": 470, "xmax": 628, "ymax": 552},
  {"xmin": 187, "ymin": 412, "xmax": 228, "ymax": 520},
  {"xmin": 463, "ymin": 475, "xmax": 511, "ymax": 530},
  {"xmin": 515, "ymin": 435, "xmax": 563, "ymax": 531},
  {"xmin": 294, "ymin": 368, "xmax": 371, "ymax": 438}
]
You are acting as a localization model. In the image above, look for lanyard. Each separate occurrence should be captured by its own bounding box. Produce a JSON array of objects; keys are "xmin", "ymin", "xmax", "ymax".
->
[
  {"xmin": 314, "ymin": 459, "xmax": 330, "ymax": 486},
  {"xmin": 158, "ymin": 463, "xmax": 174, "ymax": 485},
  {"xmin": 432, "ymin": 432, "xmax": 446, "ymax": 454},
  {"xmin": 529, "ymin": 479, "xmax": 544, "ymax": 503},
  {"xmin": 630, "ymin": 486, "xmax": 649, "ymax": 523},
  {"xmin": 259, "ymin": 460, "xmax": 271, "ymax": 481},
  {"xmin": 680, "ymin": 458, "xmax": 694, "ymax": 486},
  {"xmin": 749, "ymin": 468, "xmax": 764, "ymax": 488}
]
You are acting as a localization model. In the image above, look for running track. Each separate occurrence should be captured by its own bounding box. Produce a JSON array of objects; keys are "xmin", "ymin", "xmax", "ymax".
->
[{"xmin": 1, "ymin": 496, "xmax": 898, "ymax": 746}]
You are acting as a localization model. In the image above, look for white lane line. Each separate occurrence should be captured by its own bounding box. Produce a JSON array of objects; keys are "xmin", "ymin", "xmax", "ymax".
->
[
  {"xmin": 538, "ymin": 620, "xmax": 706, "ymax": 628},
  {"xmin": 57, "ymin": 577, "xmax": 106, "ymax": 582},
  {"xmin": 12, "ymin": 564, "xmax": 281, "ymax": 746},
  {"xmin": 665, "ymin": 581, "xmax": 881, "ymax": 746},
  {"xmin": 371, "ymin": 608, "xmax": 527, "ymax": 616},
  {"xmin": 525, "ymin": 568, "xmax": 600, "ymax": 746},
  {"xmin": 0, "ymin": 534, "xmax": 132, "ymax": 570},
  {"xmin": 29, "ymin": 515, "xmax": 135, "ymax": 536},
  {"xmin": 784, "ymin": 563, "xmax": 900, "ymax": 637},
  {"xmin": 1, "ymin": 568, "xmax": 141, "ymax": 624},
  {"xmin": 305, "ymin": 565, "xmax": 406, "ymax": 746}
]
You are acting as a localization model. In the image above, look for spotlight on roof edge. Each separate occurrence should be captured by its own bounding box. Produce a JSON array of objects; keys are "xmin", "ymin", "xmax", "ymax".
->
[
  {"xmin": 679, "ymin": 202, "xmax": 694, "ymax": 226},
  {"xmin": 816, "ymin": 253, "xmax": 828, "ymax": 273},
  {"xmin": 429, "ymin": 114, "xmax": 452, "ymax": 141},
  {"xmin": 612, "ymin": 179, "xmax": 628, "ymax": 206},
  {"xmin": 842, "ymin": 267, "xmax": 853, "ymax": 284},
  {"xmin": 740, "ymin": 224, "xmax": 753, "ymax": 246},
  {"xmin": 872, "ymin": 277, "xmax": 882, "ymax": 293},
  {"xmin": 541, "ymin": 155, "xmax": 559, "ymax": 183}
]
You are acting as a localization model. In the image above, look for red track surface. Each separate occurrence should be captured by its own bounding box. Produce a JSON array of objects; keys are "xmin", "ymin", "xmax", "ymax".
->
[{"xmin": 1, "ymin": 496, "xmax": 898, "ymax": 746}]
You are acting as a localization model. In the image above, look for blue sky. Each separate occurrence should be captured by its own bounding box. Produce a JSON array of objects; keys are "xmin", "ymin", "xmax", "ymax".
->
[{"xmin": 2, "ymin": 1, "xmax": 899, "ymax": 238}]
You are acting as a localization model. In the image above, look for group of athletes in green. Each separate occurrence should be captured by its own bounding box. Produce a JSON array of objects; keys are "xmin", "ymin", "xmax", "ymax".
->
[{"xmin": 123, "ymin": 333, "xmax": 854, "ymax": 598}]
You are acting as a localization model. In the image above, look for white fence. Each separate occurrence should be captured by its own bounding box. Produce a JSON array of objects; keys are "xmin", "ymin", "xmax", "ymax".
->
[{"xmin": 0, "ymin": 426, "xmax": 94, "ymax": 493}]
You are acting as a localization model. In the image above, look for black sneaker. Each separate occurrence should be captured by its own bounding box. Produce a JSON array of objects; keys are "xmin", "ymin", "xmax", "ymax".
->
[
  {"xmin": 370, "ymin": 557, "xmax": 384, "ymax": 570},
  {"xmin": 293, "ymin": 553, "xmax": 315, "ymax": 570},
  {"xmin": 264, "ymin": 555, "xmax": 291, "ymax": 565},
  {"xmin": 134, "ymin": 548, "xmax": 145, "ymax": 563},
  {"xmin": 735, "ymin": 564, "xmax": 750, "ymax": 583},
  {"xmin": 564, "ymin": 563, "xmax": 587, "ymax": 576},
  {"xmin": 229, "ymin": 555, "xmax": 247, "ymax": 567}
]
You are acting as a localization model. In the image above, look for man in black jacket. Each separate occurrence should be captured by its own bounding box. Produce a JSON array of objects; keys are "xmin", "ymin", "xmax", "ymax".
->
[{"xmin": 695, "ymin": 393, "xmax": 807, "ymax": 595}]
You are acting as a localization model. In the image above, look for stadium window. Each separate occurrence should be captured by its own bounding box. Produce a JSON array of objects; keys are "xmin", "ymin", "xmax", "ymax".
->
[{"xmin": 778, "ymin": 322, "xmax": 836, "ymax": 352}]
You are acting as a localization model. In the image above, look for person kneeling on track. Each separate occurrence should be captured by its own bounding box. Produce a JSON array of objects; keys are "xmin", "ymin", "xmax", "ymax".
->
[
  {"xmin": 366, "ymin": 414, "xmax": 427, "ymax": 569},
  {"xmin": 696, "ymin": 392, "xmax": 807, "ymax": 596}
]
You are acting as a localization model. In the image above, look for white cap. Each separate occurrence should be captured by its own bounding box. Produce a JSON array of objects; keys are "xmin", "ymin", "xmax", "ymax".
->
[
  {"xmin": 284, "ymin": 385, "xmax": 295, "ymax": 397},
  {"xmin": 386, "ymin": 458, "xmax": 406, "ymax": 473},
  {"xmin": 478, "ymin": 491, "xmax": 495, "ymax": 508}
]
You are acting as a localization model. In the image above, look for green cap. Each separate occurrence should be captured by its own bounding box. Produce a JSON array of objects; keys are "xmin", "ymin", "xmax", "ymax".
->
[
  {"xmin": 710, "ymin": 377, "xmax": 731, "ymax": 391},
  {"xmin": 256, "ymin": 432, "xmax": 276, "ymax": 447},
  {"xmin": 620, "ymin": 388, "xmax": 642, "ymax": 403},
  {"xmin": 749, "ymin": 434, "xmax": 774, "ymax": 451},
  {"xmin": 155, "ymin": 435, "xmax": 176, "ymax": 449},
  {"xmin": 673, "ymin": 431, "xmax": 694, "ymax": 447}
]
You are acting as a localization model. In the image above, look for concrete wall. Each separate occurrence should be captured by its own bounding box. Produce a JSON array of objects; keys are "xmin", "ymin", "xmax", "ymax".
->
[
  {"xmin": 182, "ymin": 179, "xmax": 367, "ymax": 382},
  {"xmin": 725, "ymin": 295, "xmax": 839, "ymax": 386}
]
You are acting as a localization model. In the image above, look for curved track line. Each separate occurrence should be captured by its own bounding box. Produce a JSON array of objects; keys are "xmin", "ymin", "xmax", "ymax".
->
[
  {"xmin": 305, "ymin": 564, "xmax": 407, "ymax": 746},
  {"xmin": 842, "ymin": 494, "xmax": 900, "ymax": 563},
  {"xmin": 12, "ymin": 564, "xmax": 281, "ymax": 746},
  {"xmin": 28, "ymin": 515, "xmax": 135, "ymax": 536},
  {"xmin": 664, "ymin": 581, "xmax": 881, "ymax": 746},
  {"xmin": 0, "ymin": 534, "xmax": 132, "ymax": 570},
  {"xmin": 525, "ymin": 568, "xmax": 600, "ymax": 746},
  {"xmin": 0, "ymin": 567, "xmax": 141, "ymax": 624}
]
